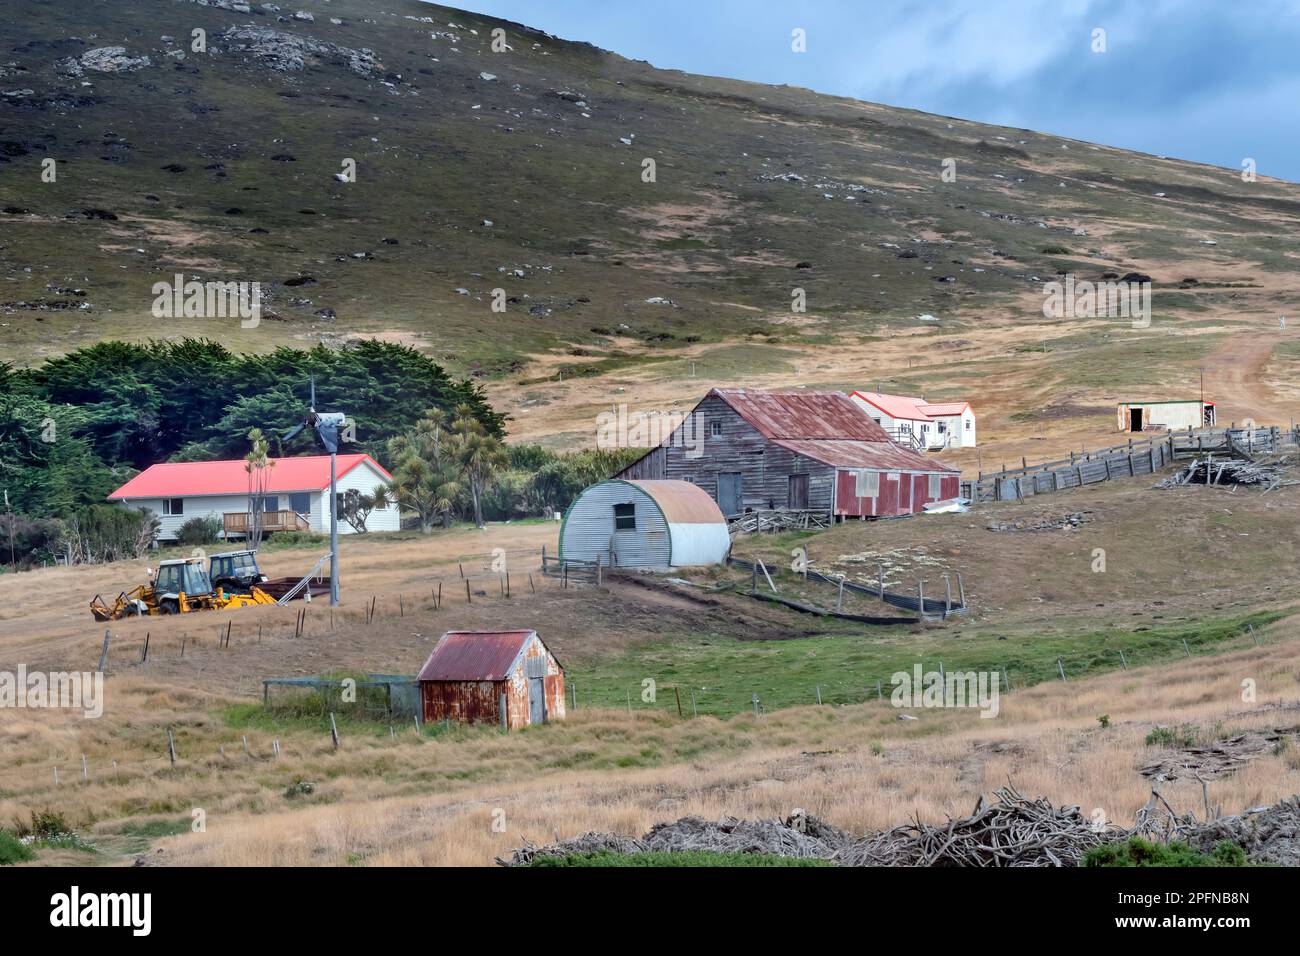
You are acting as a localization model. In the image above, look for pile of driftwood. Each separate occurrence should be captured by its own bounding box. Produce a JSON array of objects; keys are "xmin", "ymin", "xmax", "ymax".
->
[
  {"xmin": 1139, "ymin": 724, "xmax": 1300, "ymax": 782},
  {"xmin": 1156, "ymin": 452, "xmax": 1298, "ymax": 491},
  {"xmin": 845, "ymin": 785, "xmax": 1120, "ymax": 866},
  {"xmin": 501, "ymin": 786, "xmax": 1120, "ymax": 867},
  {"xmin": 502, "ymin": 785, "xmax": 1300, "ymax": 866}
]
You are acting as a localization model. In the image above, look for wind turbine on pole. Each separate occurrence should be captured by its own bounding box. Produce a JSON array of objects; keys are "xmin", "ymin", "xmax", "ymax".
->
[{"xmin": 282, "ymin": 377, "xmax": 349, "ymax": 606}]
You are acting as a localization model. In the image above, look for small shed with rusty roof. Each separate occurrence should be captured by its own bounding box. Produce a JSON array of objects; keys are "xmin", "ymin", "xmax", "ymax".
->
[
  {"xmin": 417, "ymin": 630, "xmax": 565, "ymax": 729},
  {"xmin": 559, "ymin": 478, "xmax": 729, "ymax": 570}
]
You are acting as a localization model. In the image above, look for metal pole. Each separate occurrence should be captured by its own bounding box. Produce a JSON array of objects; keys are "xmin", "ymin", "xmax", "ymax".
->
[{"xmin": 329, "ymin": 451, "xmax": 339, "ymax": 606}]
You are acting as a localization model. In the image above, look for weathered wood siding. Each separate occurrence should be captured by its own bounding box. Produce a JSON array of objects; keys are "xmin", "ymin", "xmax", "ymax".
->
[{"xmin": 627, "ymin": 395, "xmax": 837, "ymax": 516}]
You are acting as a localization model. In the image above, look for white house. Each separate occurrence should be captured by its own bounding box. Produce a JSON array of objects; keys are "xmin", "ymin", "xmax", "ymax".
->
[
  {"xmin": 106, "ymin": 454, "xmax": 398, "ymax": 542},
  {"xmin": 850, "ymin": 391, "xmax": 977, "ymax": 449}
]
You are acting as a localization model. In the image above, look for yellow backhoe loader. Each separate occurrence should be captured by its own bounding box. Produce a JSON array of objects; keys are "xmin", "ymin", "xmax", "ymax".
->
[{"xmin": 90, "ymin": 557, "xmax": 276, "ymax": 621}]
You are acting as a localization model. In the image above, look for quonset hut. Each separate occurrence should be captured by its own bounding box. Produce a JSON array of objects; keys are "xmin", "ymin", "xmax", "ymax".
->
[{"xmin": 558, "ymin": 479, "xmax": 730, "ymax": 570}]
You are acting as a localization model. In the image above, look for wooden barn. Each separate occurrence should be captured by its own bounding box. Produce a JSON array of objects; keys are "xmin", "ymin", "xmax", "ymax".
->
[
  {"xmin": 559, "ymin": 479, "xmax": 730, "ymax": 570},
  {"xmin": 417, "ymin": 630, "xmax": 564, "ymax": 729},
  {"xmin": 616, "ymin": 388, "xmax": 960, "ymax": 519}
]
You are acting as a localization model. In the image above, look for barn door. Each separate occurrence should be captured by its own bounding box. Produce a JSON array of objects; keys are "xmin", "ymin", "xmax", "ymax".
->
[
  {"xmin": 787, "ymin": 474, "xmax": 809, "ymax": 509},
  {"xmin": 717, "ymin": 473, "xmax": 743, "ymax": 517}
]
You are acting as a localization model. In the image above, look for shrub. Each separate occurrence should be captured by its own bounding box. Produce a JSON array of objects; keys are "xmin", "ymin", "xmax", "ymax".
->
[
  {"xmin": 1084, "ymin": 837, "xmax": 1248, "ymax": 867},
  {"xmin": 1145, "ymin": 725, "xmax": 1197, "ymax": 748},
  {"xmin": 175, "ymin": 516, "xmax": 222, "ymax": 546},
  {"xmin": 61, "ymin": 505, "xmax": 158, "ymax": 563},
  {"xmin": 0, "ymin": 830, "xmax": 36, "ymax": 865}
]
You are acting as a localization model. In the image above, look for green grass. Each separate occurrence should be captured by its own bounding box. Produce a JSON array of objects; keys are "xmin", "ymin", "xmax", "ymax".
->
[
  {"xmin": 567, "ymin": 609, "xmax": 1288, "ymax": 717},
  {"xmin": 529, "ymin": 849, "xmax": 834, "ymax": 867},
  {"xmin": 1145, "ymin": 725, "xmax": 1199, "ymax": 748},
  {"xmin": 1084, "ymin": 837, "xmax": 1250, "ymax": 867},
  {"xmin": 0, "ymin": 831, "xmax": 36, "ymax": 865}
]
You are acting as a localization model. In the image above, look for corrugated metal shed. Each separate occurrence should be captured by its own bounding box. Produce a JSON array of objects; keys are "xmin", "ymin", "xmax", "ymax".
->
[
  {"xmin": 559, "ymin": 479, "xmax": 729, "ymax": 569},
  {"xmin": 417, "ymin": 630, "xmax": 535, "ymax": 681},
  {"xmin": 417, "ymin": 630, "xmax": 566, "ymax": 729},
  {"xmin": 711, "ymin": 388, "xmax": 891, "ymax": 441}
]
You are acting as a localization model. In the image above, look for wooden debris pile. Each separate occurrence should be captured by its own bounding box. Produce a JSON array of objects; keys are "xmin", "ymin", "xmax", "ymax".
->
[
  {"xmin": 845, "ymin": 785, "xmax": 1121, "ymax": 866},
  {"xmin": 500, "ymin": 789, "xmax": 1122, "ymax": 867},
  {"xmin": 1156, "ymin": 452, "xmax": 1299, "ymax": 491},
  {"xmin": 1139, "ymin": 725, "xmax": 1300, "ymax": 782},
  {"xmin": 728, "ymin": 509, "xmax": 830, "ymax": 536},
  {"xmin": 1183, "ymin": 796, "xmax": 1300, "ymax": 867},
  {"xmin": 497, "ymin": 812, "xmax": 847, "ymax": 866}
]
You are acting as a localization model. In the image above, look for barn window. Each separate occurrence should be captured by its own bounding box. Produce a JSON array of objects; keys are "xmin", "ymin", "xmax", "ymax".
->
[
  {"xmin": 928, "ymin": 474, "xmax": 941, "ymax": 498},
  {"xmin": 709, "ymin": 420, "xmax": 722, "ymax": 438},
  {"xmin": 855, "ymin": 470, "xmax": 880, "ymax": 498},
  {"xmin": 965, "ymin": 419, "xmax": 972, "ymax": 430},
  {"xmin": 613, "ymin": 502, "xmax": 636, "ymax": 530},
  {"xmin": 163, "ymin": 498, "xmax": 184, "ymax": 516}
]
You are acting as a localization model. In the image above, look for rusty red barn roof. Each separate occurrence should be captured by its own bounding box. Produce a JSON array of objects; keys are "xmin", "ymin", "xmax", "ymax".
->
[
  {"xmin": 772, "ymin": 439, "xmax": 960, "ymax": 473},
  {"xmin": 710, "ymin": 388, "xmax": 891, "ymax": 442},
  {"xmin": 417, "ymin": 630, "xmax": 539, "ymax": 682}
]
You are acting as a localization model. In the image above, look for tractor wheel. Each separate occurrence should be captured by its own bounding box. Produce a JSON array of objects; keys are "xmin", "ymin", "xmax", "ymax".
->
[{"xmin": 160, "ymin": 600, "xmax": 179, "ymax": 615}]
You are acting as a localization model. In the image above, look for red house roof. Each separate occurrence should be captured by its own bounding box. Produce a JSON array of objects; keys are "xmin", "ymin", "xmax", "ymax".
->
[
  {"xmin": 711, "ymin": 388, "xmax": 892, "ymax": 441},
  {"xmin": 852, "ymin": 391, "xmax": 973, "ymax": 421},
  {"xmin": 417, "ymin": 630, "xmax": 540, "ymax": 682},
  {"xmin": 107, "ymin": 454, "xmax": 391, "ymax": 500}
]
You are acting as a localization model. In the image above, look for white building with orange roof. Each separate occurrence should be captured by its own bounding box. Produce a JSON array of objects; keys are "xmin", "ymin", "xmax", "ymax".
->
[{"xmin": 850, "ymin": 391, "xmax": 977, "ymax": 450}]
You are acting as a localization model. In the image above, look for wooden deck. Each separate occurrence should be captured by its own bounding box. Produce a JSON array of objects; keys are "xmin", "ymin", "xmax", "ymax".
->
[{"xmin": 223, "ymin": 510, "xmax": 311, "ymax": 536}]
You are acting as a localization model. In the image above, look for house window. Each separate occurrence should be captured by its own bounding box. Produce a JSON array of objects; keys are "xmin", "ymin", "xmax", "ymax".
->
[
  {"xmin": 928, "ymin": 474, "xmax": 941, "ymax": 498},
  {"xmin": 163, "ymin": 498, "xmax": 184, "ymax": 516},
  {"xmin": 855, "ymin": 470, "xmax": 880, "ymax": 498},
  {"xmin": 710, "ymin": 420, "xmax": 722, "ymax": 438},
  {"xmin": 613, "ymin": 502, "xmax": 636, "ymax": 530},
  {"xmin": 289, "ymin": 492, "xmax": 311, "ymax": 515},
  {"xmin": 257, "ymin": 496, "xmax": 279, "ymax": 513}
]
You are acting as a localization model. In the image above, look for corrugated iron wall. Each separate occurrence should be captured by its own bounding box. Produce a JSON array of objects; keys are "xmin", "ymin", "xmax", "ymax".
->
[
  {"xmin": 835, "ymin": 470, "xmax": 960, "ymax": 516},
  {"xmin": 560, "ymin": 481, "xmax": 671, "ymax": 569},
  {"xmin": 422, "ymin": 636, "xmax": 566, "ymax": 729}
]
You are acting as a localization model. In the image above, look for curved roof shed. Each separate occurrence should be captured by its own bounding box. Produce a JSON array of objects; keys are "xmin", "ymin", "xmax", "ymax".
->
[{"xmin": 559, "ymin": 479, "xmax": 730, "ymax": 570}]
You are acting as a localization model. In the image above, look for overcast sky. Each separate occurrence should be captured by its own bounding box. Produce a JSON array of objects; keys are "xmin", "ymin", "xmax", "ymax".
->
[{"xmin": 449, "ymin": 0, "xmax": 1300, "ymax": 183}]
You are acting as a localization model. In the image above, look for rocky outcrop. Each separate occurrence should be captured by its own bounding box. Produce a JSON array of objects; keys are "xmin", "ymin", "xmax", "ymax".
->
[
  {"xmin": 58, "ymin": 47, "xmax": 152, "ymax": 77},
  {"xmin": 219, "ymin": 25, "xmax": 377, "ymax": 76}
]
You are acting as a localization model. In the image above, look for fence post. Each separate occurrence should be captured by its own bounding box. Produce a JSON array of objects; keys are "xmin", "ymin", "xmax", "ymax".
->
[
  {"xmin": 917, "ymin": 579, "xmax": 925, "ymax": 622},
  {"xmin": 1118, "ymin": 649, "xmax": 1128, "ymax": 670},
  {"xmin": 330, "ymin": 712, "xmax": 340, "ymax": 749},
  {"xmin": 499, "ymin": 693, "xmax": 508, "ymax": 730},
  {"xmin": 1057, "ymin": 659, "xmax": 1066, "ymax": 681},
  {"xmin": 956, "ymin": 572, "xmax": 966, "ymax": 609},
  {"xmin": 167, "ymin": 728, "xmax": 177, "ymax": 767},
  {"xmin": 98, "ymin": 628, "xmax": 111, "ymax": 672},
  {"xmin": 943, "ymin": 575, "xmax": 952, "ymax": 619}
]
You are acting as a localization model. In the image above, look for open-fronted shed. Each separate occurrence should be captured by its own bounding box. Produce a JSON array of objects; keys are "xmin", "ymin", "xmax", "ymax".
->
[{"xmin": 417, "ymin": 630, "xmax": 564, "ymax": 729}]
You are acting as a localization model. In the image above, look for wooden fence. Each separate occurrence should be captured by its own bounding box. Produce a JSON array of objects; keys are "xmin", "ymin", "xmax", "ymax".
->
[
  {"xmin": 728, "ymin": 556, "xmax": 967, "ymax": 622},
  {"xmin": 961, "ymin": 425, "xmax": 1300, "ymax": 504}
]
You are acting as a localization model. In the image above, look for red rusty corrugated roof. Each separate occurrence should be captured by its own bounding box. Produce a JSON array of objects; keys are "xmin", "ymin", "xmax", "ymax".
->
[
  {"xmin": 772, "ymin": 439, "xmax": 960, "ymax": 473},
  {"xmin": 711, "ymin": 388, "xmax": 892, "ymax": 441},
  {"xmin": 417, "ymin": 630, "xmax": 538, "ymax": 682},
  {"xmin": 625, "ymin": 480, "xmax": 726, "ymax": 524},
  {"xmin": 107, "ymin": 454, "xmax": 392, "ymax": 500}
]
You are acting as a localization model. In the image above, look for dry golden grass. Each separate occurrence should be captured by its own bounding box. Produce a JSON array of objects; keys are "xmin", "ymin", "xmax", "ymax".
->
[{"xmin": 2, "ymin": 619, "xmax": 1296, "ymax": 866}]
